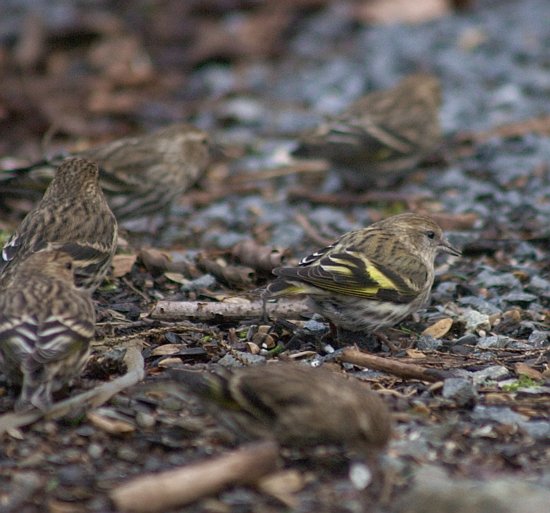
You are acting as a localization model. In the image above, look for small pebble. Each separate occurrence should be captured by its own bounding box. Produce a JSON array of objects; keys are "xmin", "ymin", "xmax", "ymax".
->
[{"xmin": 442, "ymin": 378, "xmax": 478, "ymax": 407}]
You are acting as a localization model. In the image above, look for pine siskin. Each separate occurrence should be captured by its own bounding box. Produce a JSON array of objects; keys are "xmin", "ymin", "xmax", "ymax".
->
[
  {"xmin": 292, "ymin": 73, "xmax": 442, "ymax": 187},
  {"xmin": 1, "ymin": 157, "xmax": 118, "ymax": 293},
  {"xmin": 0, "ymin": 124, "xmax": 211, "ymax": 221},
  {"xmin": 265, "ymin": 213, "xmax": 460, "ymax": 343},
  {"xmin": 167, "ymin": 363, "xmax": 392, "ymax": 456},
  {"xmin": 0, "ymin": 250, "xmax": 95, "ymax": 411}
]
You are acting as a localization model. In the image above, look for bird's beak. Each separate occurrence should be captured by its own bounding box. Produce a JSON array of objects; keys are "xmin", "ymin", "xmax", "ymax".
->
[{"xmin": 440, "ymin": 238, "xmax": 461, "ymax": 257}]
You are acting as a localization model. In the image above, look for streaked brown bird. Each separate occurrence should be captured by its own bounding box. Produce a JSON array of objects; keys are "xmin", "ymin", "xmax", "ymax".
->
[
  {"xmin": 1, "ymin": 157, "xmax": 118, "ymax": 293},
  {"xmin": 0, "ymin": 123, "xmax": 211, "ymax": 221},
  {"xmin": 0, "ymin": 250, "xmax": 95, "ymax": 411},
  {"xmin": 167, "ymin": 363, "xmax": 392, "ymax": 457},
  {"xmin": 265, "ymin": 213, "xmax": 460, "ymax": 344},
  {"xmin": 292, "ymin": 73, "xmax": 442, "ymax": 188}
]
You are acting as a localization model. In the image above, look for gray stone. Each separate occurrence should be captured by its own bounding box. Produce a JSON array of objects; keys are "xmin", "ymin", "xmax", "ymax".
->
[
  {"xmin": 472, "ymin": 365, "xmax": 510, "ymax": 384},
  {"xmin": 458, "ymin": 296, "xmax": 501, "ymax": 315},
  {"xmin": 477, "ymin": 335, "xmax": 511, "ymax": 349},
  {"xmin": 395, "ymin": 464, "xmax": 550, "ymax": 513},
  {"xmin": 180, "ymin": 274, "xmax": 217, "ymax": 292},
  {"xmin": 303, "ymin": 319, "xmax": 327, "ymax": 333},
  {"xmin": 519, "ymin": 420, "xmax": 550, "ymax": 440},
  {"xmin": 528, "ymin": 330, "xmax": 549, "ymax": 346},
  {"xmin": 462, "ymin": 309, "xmax": 491, "ymax": 332},
  {"xmin": 501, "ymin": 292, "xmax": 538, "ymax": 305},
  {"xmin": 454, "ymin": 334, "xmax": 478, "ymax": 346},
  {"xmin": 442, "ymin": 378, "xmax": 478, "ymax": 407},
  {"xmin": 528, "ymin": 275, "xmax": 550, "ymax": 296},
  {"xmin": 475, "ymin": 270, "xmax": 521, "ymax": 289},
  {"xmin": 135, "ymin": 411, "xmax": 156, "ymax": 429},
  {"xmin": 472, "ymin": 405, "xmax": 528, "ymax": 425},
  {"xmin": 417, "ymin": 335, "xmax": 443, "ymax": 351}
]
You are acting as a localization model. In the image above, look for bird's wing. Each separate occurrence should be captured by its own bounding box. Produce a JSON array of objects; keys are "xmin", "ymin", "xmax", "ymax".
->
[{"xmin": 276, "ymin": 248, "xmax": 428, "ymax": 302}]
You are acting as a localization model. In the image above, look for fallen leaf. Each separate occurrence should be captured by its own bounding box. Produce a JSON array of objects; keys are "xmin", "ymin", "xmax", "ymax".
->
[
  {"xmin": 112, "ymin": 254, "xmax": 137, "ymax": 278},
  {"xmin": 246, "ymin": 342, "xmax": 261, "ymax": 354},
  {"xmin": 164, "ymin": 272, "xmax": 187, "ymax": 284},
  {"xmin": 257, "ymin": 470, "xmax": 305, "ymax": 508},
  {"xmin": 151, "ymin": 344, "xmax": 184, "ymax": 356},
  {"xmin": 157, "ymin": 357, "xmax": 185, "ymax": 368},
  {"xmin": 422, "ymin": 318, "xmax": 453, "ymax": 339},
  {"xmin": 514, "ymin": 362, "xmax": 543, "ymax": 381}
]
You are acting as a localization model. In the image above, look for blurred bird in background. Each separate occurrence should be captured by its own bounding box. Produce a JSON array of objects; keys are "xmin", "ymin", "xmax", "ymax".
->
[
  {"xmin": 0, "ymin": 123, "xmax": 211, "ymax": 222},
  {"xmin": 292, "ymin": 73, "xmax": 442, "ymax": 188}
]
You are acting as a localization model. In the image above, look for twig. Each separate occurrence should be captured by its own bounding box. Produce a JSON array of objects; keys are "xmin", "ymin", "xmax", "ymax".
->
[
  {"xmin": 0, "ymin": 344, "xmax": 145, "ymax": 435},
  {"xmin": 150, "ymin": 299, "xmax": 310, "ymax": 322},
  {"xmin": 339, "ymin": 348, "xmax": 452, "ymax": 382},
  {"xmin": 110, "ymin": 440, "xmax": 280, "ymax": 513}
]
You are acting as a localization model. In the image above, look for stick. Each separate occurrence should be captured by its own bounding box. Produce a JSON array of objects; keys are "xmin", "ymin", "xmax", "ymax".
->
[
  {"xmin": 110, "ymin": 440, "xmax": 280, "ymax": 513},
  {"xmin": 150, "ymin": 300, "xmax": 310, "ymax": 322},
  {"xmin": 339, "ymin": 348, "xmax": 451, "ymax": 382},
  {"xmin": 0, "ymin": 345, "xmax": 145, "ymax": 435}
]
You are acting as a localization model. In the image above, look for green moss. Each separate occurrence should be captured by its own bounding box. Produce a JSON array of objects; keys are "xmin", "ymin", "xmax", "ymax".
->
[{"xmin": 501, "ymin": 375, "xmax": 539, "ymax": 392}]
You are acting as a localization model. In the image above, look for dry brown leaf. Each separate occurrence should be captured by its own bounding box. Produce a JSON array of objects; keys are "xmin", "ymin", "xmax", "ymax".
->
[
  {"xmin": 87, "ymin": 411, "xmax": 135, "ymax": 434},
  {"xmin": 158, "ymin": 357, "xmax": 185, "ymax": 368},
  {"xmin": 422, "ymin": 318, "xmax": 453, "ymax": 339},
  {"xmin": 257, "ymin": 470, "xmax": 305, "ymax": 508},
  {"xmin": 246, "ymin": 342, "xmax": 261, "ymax": 354},
  {"xmin": 164, "ymin": 272, "xmax": 187, "ymax": 284},
  {"xmin": 514, "ymin": 362, "xmax": 543, "ymax": 381},
  {"xmin": 151, "ymin": 344, "xmax": 183, "ymax": 356},
  {"xmin": 112, "ymin": 253, "xmax": 137, "ymax": 278}
]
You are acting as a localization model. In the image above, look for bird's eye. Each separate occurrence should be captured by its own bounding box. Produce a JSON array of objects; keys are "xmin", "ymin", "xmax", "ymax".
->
[
  {"xmin": 65, "ymin": 261, "xmax": 73, "ymax": 271},
  {"xmin": 425, "ymin": 231, "xmax": 436, "ymax": 240}
]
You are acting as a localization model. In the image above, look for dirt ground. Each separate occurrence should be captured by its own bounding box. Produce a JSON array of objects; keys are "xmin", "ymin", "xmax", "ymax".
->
[{"xmin": 0, "ymin": 1, "xmax": 549, "ymax": 512}]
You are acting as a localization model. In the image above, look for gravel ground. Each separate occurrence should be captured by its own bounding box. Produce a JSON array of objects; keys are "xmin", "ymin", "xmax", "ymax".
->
[{"xmin": 0, "ymin": 1, "xmax": 549, "ymax": 512}]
